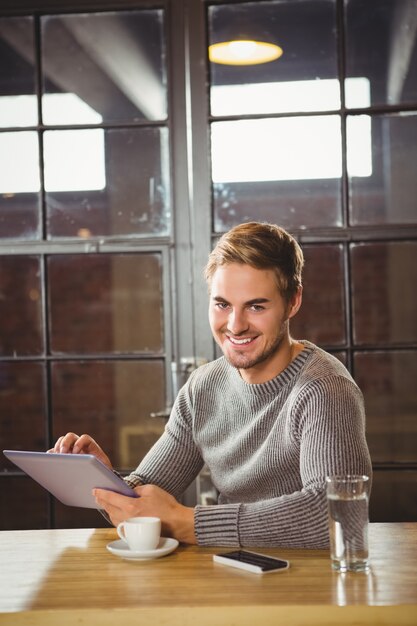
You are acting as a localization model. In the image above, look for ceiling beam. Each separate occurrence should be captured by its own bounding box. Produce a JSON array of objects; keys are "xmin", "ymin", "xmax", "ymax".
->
[
  {"xmin": 387, "ymin": 0, "xmax": 417, "ymax": 104},
  {"xmin": 64, "ymin": 15, "xmax": 165, "ymax": 121}
]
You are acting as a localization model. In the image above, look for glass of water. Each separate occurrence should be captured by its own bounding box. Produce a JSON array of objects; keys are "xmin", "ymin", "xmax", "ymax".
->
[{"xmin": 326, "ymin": 475, "xmax": 370, "ymax": 572}]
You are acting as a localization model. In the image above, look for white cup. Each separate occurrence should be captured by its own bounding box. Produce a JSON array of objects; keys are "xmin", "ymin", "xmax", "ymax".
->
[{"xmin": 117, "ymin": 516, "xmax": 161, "ymax": 551}]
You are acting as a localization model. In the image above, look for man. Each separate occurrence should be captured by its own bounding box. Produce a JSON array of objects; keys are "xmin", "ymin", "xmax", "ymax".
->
[{"xmin": 51, "ymin": 222, "xmax": 372, "ymax": 548}]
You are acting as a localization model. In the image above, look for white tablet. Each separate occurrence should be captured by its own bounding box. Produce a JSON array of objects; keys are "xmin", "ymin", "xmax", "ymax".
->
[{"xmin": 3, "ymin": 450, "xmax": 137, "ymax": 509}]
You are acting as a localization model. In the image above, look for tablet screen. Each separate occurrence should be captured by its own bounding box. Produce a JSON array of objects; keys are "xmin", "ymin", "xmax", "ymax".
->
[{"xmin": 3, "ymin": 450, "xmax": 137, "ymax": 509}]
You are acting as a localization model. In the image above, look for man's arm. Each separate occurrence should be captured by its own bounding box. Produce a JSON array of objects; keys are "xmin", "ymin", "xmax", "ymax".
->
[
  {"xmin": 94, "ymin": 393, "xmax": 205, "ymax": 542},
  {"xmin": 194, "ymin": 376, "xmax": 372, "ymax": 549},
  {"xmin": 99, "ymin": 371, "xmax": 371, "ymax": 549},
  {"xmin": 122, "ymin": 391, "xmax": 205, "ymax": 498},
  {"xmin": 111, "ymin": 374, "xmax": 371, "ymax": 549}
]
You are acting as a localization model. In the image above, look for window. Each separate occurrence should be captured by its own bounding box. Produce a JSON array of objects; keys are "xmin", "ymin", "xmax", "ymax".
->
[
  {"xmin": 1, "ymin": 0, "xmax": 416, "ymax": 528},
  {"xmin": 207, "ymin": 0, "xmax": 417, "ymax": 523},
  {"xmin": 0, "ymin": 6, "xmax": 173, "ymax": 529}
]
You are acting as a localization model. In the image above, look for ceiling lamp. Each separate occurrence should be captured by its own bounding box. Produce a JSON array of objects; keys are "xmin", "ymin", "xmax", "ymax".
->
[{"xmin": 209, "ymin": 39, "xmax": 283, "ymax": 66}]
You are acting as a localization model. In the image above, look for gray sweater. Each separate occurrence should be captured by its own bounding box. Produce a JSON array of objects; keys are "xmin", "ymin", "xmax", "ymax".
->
[{"xmin": 125, "ymin": 341, "xmax": 372, "ymax": 548}]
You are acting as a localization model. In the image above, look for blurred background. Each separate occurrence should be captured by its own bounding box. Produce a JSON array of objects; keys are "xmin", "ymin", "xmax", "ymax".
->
[{"xmin": 0, "ymin": 0, "xmax": 416, "ymax": 529}]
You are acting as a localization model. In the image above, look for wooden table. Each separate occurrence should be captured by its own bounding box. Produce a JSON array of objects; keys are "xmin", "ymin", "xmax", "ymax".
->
[{"xmin": 0, "ymin": 523, "xmax": 416, "ymax": 626}]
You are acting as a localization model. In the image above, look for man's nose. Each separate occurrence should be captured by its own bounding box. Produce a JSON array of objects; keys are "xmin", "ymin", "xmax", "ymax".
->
[{"xmin": 227, "ymin": 309, "xmax": 249, "ymax": 335}]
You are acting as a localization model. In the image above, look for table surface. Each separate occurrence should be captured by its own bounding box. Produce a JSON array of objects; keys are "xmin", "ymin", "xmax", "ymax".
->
[{"xmin": 0, "ymin": 522, "xmax": 416, "ymax": 626}]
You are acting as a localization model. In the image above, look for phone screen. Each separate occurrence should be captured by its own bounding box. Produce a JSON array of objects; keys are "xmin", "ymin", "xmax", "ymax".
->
[{"xmin": 218, "ymin": 550, "xmax": 289, "ymax": 571}]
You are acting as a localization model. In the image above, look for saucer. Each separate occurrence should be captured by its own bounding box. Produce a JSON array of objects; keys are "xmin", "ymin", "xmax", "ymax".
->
[{"xmin": 106, "ymin": 537, "xmax": 179, "ymax": 560}]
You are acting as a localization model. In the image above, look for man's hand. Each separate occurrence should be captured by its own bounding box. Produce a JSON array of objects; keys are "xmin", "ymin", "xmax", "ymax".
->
[
  {"xmin": 47, "ymin": 432, "xmax": 112, "ymax": 470},
  {"xmin": 93, "ymin": 484, "xmax": 196, "ymax": 545}
]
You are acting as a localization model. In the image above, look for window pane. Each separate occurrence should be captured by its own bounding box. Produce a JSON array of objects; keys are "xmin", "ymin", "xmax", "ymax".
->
[
  {"xmin": 209, "ymin": 0, "xmax": 338, "ymax": 116},
  {"xmin": 0, "ymin": 18, "xmax": 40, "ymax": 239},
  {"xmin": 0, "ymin": 17, "xmax": 37, "ymax": 128},
  {"xmin": 348, "ymin": 113, "xmax": 417, "ymax": 225},
  {"xmin": 51, "ymin": 360, "xmax": 166, "ymax": 470},
  {"xmin": 48, "ymin": 253, "xmax": 163, "ymax": 355},
  {"xmin": 41, "ymin": 11, "xmax": 167, "ymax": 124},
  {"xmin": 370, "ymin": 470, "xmax": 417, "ymax": 522},
  {"xmin": 45, "ymin": 127, "xmax": 170, "ymax": 238},
  {"xmin": 0, "ymin": 256, "xmax": 43, "ymax": 356},
  {"xmin": 355, "ymin": 351, "xmax": 417, "ymax": 463},
  {"xmin": 0, "ymin": 477, "xmax": 48, "ymax": 530},
  {"xmin": 212, "ymin": 117, "xmax": 342, "ymax": 231},
  {"xmin": 0, "ymin": 362, "xmax": 46, "ymax": 470},
  {"xmin": 291, "ymin": 244, "xmax": 346, "ymax": 346},
  {"xmin": 345, "ymin": 0, "xmax": 417, "ymax": 108},
  {"xmin": 351, "ymin": 241, "xmax": 417, "ymax": 345},
  {"xmin": 0, "ymin": 132, "xmax": 41, "ymax": 239}
]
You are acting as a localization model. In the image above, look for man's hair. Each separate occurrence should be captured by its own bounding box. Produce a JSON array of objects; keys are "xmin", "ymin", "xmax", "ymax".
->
[{"xmin": 204, "ymin": 222, "xmax": 304, "ymax": 302}]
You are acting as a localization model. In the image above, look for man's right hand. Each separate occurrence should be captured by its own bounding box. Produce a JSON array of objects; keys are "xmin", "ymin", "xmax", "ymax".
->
[{"xmin": 47, "ymin": 433, "xmax": 113, "ymax": 470}]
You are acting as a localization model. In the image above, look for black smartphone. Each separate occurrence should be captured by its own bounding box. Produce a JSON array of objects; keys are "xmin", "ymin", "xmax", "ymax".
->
[{"xmin": 213, "ymin": 550, "xmax": 290, "ymax": 574}]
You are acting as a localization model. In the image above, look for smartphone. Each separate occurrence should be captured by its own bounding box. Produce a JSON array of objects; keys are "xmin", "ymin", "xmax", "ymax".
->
[{"xmin": 213, "ymin": 550, "xmax": 290, "ymax": 574}]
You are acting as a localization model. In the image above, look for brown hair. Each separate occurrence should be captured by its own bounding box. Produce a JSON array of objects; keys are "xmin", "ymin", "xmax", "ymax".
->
[{"xmin": 204, "ymin": 222, "xmax": 304, "ymax": 302}]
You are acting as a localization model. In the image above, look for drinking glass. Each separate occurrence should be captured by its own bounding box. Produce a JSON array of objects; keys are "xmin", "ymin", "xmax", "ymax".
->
[{"xmin": 326, "ymin": 475, "xmax": 370, "ymax": 572}]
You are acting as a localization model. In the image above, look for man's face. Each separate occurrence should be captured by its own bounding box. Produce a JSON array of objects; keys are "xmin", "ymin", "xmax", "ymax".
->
[{"xmin": 208, "ymin": 263, "xmax": 301, "ymax": 383}]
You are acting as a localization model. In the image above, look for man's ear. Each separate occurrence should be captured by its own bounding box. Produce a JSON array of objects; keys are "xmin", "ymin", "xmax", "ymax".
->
[{"xmin": 287, "ymin": 286, "xmax": 303, "ymax": 320}]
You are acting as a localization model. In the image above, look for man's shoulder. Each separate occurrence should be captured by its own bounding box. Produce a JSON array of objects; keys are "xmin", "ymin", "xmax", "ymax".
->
[
  {"xmin": 293, "ymin": 344, "xmax": 363, "ymax": 406},
  {"xmin": 298, "ymin": 341, "xmax": 355, "ymax": 385}
]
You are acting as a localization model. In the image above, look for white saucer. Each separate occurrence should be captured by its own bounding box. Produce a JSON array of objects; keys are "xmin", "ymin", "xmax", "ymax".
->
[{"xmin": 106, "ymin": 537, "xmax": 179, "ymax": 560}]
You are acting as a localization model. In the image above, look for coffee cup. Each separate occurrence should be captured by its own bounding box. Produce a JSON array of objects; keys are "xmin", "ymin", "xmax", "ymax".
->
[{"xmin": 117, "ymin": 516, "xmax": 161, "ymax": 551}]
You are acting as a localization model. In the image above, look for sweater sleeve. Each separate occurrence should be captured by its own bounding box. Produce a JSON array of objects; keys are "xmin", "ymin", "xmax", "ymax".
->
[
  {"xmin": 194, "ymin": 375, "xmax": 372, "ymax": 548},
  {"xmin": 123, "ymin": 386, "xmax": 205, "ymax": 499}
]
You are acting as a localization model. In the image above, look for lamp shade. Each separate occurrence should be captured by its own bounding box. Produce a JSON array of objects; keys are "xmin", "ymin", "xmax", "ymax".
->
[
  {"xmin": 208, "ymin": 10, "xmax": 283, "ymax": 66},
  {"xmin": 209, "ymin": 39, "xmax": 283, "ymax": 65}
]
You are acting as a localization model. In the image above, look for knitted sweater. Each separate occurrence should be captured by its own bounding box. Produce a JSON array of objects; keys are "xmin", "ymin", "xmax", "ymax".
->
[{"xmin": 125, "ymin": 341, "xmax": 372, "ymax": 548}]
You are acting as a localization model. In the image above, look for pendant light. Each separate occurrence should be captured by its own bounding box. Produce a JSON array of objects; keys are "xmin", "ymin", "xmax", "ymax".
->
[{"xmin": 209, "ymin": 38, "xmax": 283, "ymax": 66}]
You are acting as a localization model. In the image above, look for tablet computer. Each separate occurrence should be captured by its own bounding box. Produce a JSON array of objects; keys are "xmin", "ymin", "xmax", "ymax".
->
[{"xmin": 3, "ymin": 450, "xmax": 137, "ymax": 509}]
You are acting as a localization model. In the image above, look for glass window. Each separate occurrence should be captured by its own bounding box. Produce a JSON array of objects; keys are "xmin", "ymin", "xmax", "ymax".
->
[
  {"xmin": 0, "ymin": 477, "xmax": 48, "ymax": 530},
  {"xmin": 45, "ymin": 127, "xmax": 170, "ymax": 238},
  {"xmin": 0, "ymin": 17, "xmax": 40, "ymax": 240},
  {"xmin": 0, "ymin": 17, "xmax": 37, "ymax": 128},
  {"xmin": 48, "ymin": 253, "xmax": 164, "ymax": 355},
  {"xmin": 41, "ymin": 11, "xmax": 167, "ymax": 124},
  {"xmin": 51, "ymin": 360, "xmax": 166, "ymax": 470},
  {"xmin": 209, "ymin": 1, "xmax": 343, "ymax": 233},
  {"xmin": 370, "ymin": 470, "xmax": 417, "ymax": 522},
  {"xmin": 209, "ymin": 0, "xmax": 338, "ymax": 116},
  {"xmin": 351, "ymin": 241, "xmax": 417, "ymax": 345},
  {"xmin": 0, "ymin": 362, "xmax": 46, "ymax": 470},
  {"xmin": 0, "ymin": 132, "xmax": 41, "ymax": 239},
  {"xmin": 345, "ymin": 0, "xmax": 417, "ymax": 108},
  {"xmin": 291, "ymin": 244, "xmax": 346, "ymax": 346},
  {"xmin": 355, "ymin": 351, "xmax": 417, "ymax": 463},
  {"xmin": 348, "ymin": 113, "xmax": 417, "ymax": 225},
  {"xmin": 212, "ymin": 116, "xmax": 342, "ymax": 231},
  {"xmin": 0, "ymin": 256, "xmax": 43, "ymax": 356}
]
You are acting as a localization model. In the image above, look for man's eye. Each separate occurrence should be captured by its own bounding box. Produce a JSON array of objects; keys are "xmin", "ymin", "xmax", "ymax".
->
[
  {"xmin": 215, "ymin": 302, "xmax": 229, "ymax": 310},
  {"xmin": 250, "ymin": 305, "xmax": 264, "ymax": 312}
]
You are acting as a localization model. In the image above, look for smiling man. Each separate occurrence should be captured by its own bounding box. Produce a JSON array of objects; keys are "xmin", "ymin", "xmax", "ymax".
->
[
  {"xmin": 51, "ymin": 222, "xmax": 372, "ymax": 548},
  {"xmin": 208, "ymin": 262, "xmax": 302, "ymax": 382}
]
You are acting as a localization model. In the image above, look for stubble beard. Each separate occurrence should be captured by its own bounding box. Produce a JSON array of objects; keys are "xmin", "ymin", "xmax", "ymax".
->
[{"xmin": 223, "ymin": 320, "xmax": 288, "ymax": 371}]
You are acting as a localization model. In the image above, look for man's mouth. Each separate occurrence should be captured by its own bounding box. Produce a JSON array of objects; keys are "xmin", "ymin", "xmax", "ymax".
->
[{"xmin": 227, "ymin": 336, "xmax": 256, "ymax": 345}]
